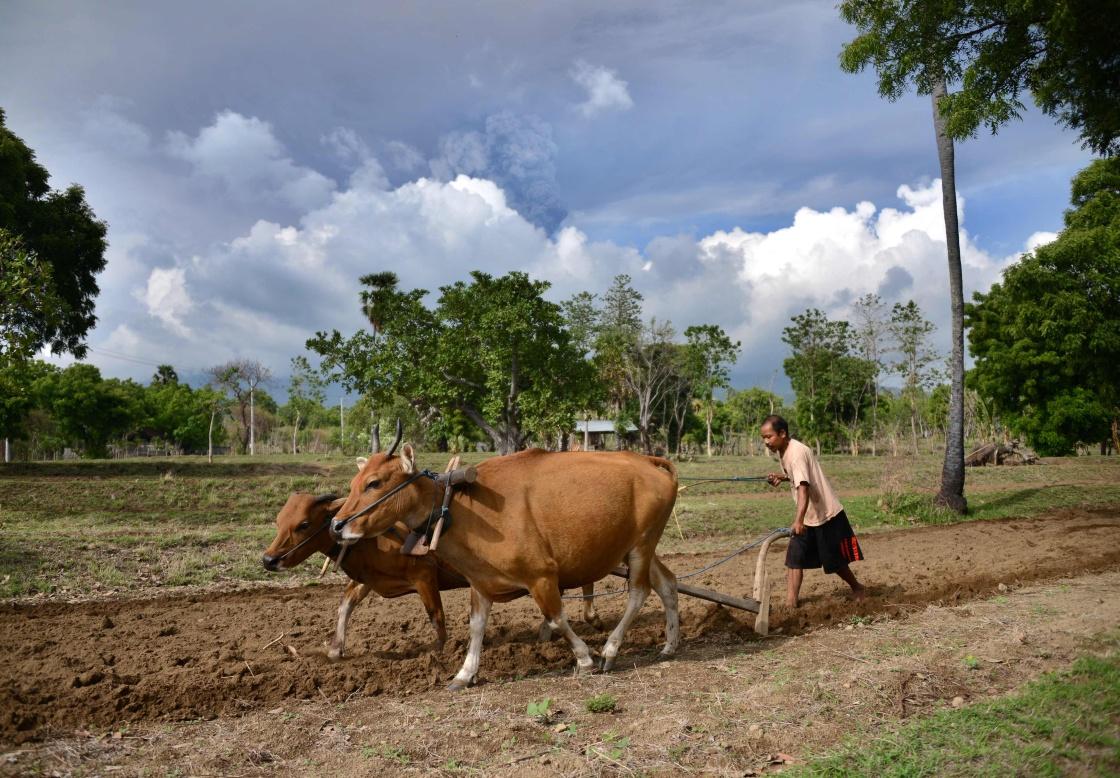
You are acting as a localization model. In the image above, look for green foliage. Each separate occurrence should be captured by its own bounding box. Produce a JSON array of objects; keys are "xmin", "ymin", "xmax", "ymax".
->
[
  {"xmin": 0, "ymin": 229, "xmax": 64, "ymax": 364},
  {"xmin": 839, "ymin": 1, "xmax": 1120, "ymax": 156},
  {"xmin": 966, "ymin": 158, "xmax": 1120, "ymax": 454},
  {"xmin": 782, "ymin": 309, "xmax": 875, "ymax": 451},
  {"xmin": 585, "ymin": 693, "xmax": 618, "ymax": 713},
  {"xmin": 310, "ymin": 271, "xmax": 594, "ymax": 454},
  {"xmin": 684, "ymin": 324, "xmax": 740, "ymax": 455},
  {"xmin": 0, "ymin": 109, "xmax": 108, "ymax": 357},
  {"xmin": 526, "ymin": 697, "xmax": 552, "ymax": 719}
]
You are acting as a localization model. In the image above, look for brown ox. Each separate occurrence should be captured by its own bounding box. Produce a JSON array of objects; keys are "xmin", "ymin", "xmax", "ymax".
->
[
  {"xmin": 331, "ymin": 444, "xmax": 680, "ymax": 690},
  {"xmin": 261, "ymin": 490, "xmax": 599, "ymax": 659},
  {"xmin": 261, "ymin": 492, "xmax": 464, "ymax": 658}
]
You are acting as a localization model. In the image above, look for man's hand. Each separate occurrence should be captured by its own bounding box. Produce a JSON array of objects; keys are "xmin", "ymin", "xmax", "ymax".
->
[
  {"xmin": 791, "ymin": 518, "xmax": 805, "ymax": 536},
  {"xmin": 766, "ymin": 472, "xmax": 786, "ymax": 487}
]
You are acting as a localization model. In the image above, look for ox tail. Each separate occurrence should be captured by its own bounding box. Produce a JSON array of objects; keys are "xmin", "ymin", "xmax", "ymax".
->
[{"xmin": 644, "ymin": 455, "xmax": 678, "ymax": 484}]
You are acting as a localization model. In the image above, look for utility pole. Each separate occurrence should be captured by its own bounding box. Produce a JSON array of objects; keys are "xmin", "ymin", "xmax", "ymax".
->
[
  {"xmin": 249, "ymin": 386, "xmax": 256, "ymax": 456},
  {"xmin": 340, "ymin": 398, "xmax": 345, "ymax": 452},
  {"xmin": 3, "ymin": 438, "xmax": 9, "ymax": 463}
]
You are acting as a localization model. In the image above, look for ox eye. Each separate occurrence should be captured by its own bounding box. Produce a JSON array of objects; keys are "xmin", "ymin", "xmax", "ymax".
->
[
  {"xmin": 364, "ymin": 479, "xmax": 381, "ymax": 491},
  {"xmin": 297, "ymin": 520, "xmax": 311, "ymax": 530}
]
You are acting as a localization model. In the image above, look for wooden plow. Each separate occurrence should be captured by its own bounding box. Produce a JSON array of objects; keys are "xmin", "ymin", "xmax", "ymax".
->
[{"xmin": 607, "ymin": 527, "xmax": 792, "ymax": 636}]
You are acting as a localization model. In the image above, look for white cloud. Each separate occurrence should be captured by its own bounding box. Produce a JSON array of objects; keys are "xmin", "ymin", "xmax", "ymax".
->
[
  {"xmin": 88, "ymin": 149, "xmax": 1043, "ymax": 392},
  {"xmin": 570, "ymin": 60, "xmax": 634, "ymax": 117},
  {"xmin": 1025, "ymin": 230, "xmax": 1058, "ymax": 252},
  {"xmin": 167, "ymin": 111, "xmax": 336, "ymax": 210},
  {"xmin": 139, "ymin": 266, "xmax": 194, "ymax": 336}
]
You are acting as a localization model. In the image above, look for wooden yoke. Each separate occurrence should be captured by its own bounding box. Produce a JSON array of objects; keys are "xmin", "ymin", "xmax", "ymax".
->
[{"xmin": 405, "ymin": 456, "xmax": 477, "ymax": 556}]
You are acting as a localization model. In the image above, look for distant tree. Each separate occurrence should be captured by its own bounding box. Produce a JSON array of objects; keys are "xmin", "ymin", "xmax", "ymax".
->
[
  {"xmin": 966, "ymin": 157, "xmax": 1120, "ymax": 455},
  {"xmin": 839, "ymin": 0, "xmax": 1120, "ymax": 156},
  {"xmin": 151, "ymin": 364, "xmax": 179, "ymax": 386},
  {"xmin": 851, "ymin": 293, "xmax": 889, "ymax": 454},
  {"xmin": 782, "ymin": 309, "xmax": 850, "ymax": 452},
  {"xmin": 34, "ymin": 364, "xmax": 134, "ymax": 458},
  {"xmin": 890, "ymin": 300, "xmax": 941, "ymax": 455},
  {"xmin": 284, "ymin": 355, "xmax": 327, "ymax": 454},
  {"xmin": 621, "ymin": 319, "xmax": 680, "ymax": 455},
  {"xmin": 684, "ymin": 324, "xmax": 740, "ymax": 457},
  {"xmin": 310, "ymin": 271, "xmax": 592, "ymax": 455},
  {"xmin": 0, "ymin": 109, "xmax": 108, "ymax": 357},
  {"xmin": 596, "ymin": 275, "xmax": 644, "ymax": 417},
  {"xmin": 561, "ymin": 291, "xmax": 599, "ymax": 356},
  {"xmin": 724, "ymin": 387, "xmax": 784, "ymax": 455},
  {"xmin": 206, "ymin": 359, "xmax": 272, "ymax": 454}
]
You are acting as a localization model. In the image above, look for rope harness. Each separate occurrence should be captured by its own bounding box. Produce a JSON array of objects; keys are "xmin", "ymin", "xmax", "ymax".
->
[{"xmin": 559, "ymin": 526, "xmax": 792, "ymax": 600}]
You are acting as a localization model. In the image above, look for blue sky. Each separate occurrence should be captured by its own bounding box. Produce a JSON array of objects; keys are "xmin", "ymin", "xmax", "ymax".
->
[{"xmin": 0, "ymin": 1, "xmax": 1093, "ymax": 398}]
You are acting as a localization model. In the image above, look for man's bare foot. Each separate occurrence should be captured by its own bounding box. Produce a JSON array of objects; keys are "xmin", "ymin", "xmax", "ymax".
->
[
  {"xmin": 785, "ymin": 597, "xmax": 800, "ymax": 608},
  {"xmin": 848, "ymin": 585, "xmax": 867, "ymax": 602}
]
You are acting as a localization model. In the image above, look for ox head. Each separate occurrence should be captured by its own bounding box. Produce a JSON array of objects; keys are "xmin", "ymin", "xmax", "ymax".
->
[
  {"xmin": 261, "ymin": 493, "xmax": 344, "ymax": 571},
  {"xmin": 330, "ymin": 422, "xmax": 429, "ymax": 543}
]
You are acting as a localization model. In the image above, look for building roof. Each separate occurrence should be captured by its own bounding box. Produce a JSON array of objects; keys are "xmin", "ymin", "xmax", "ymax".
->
[{"xmin": 573, "ymin": 419, "xmax": 638, "ymax": 434}]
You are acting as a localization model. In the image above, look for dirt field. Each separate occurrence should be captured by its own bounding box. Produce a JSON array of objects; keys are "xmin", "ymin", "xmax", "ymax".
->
[{"xmin": 3, "ymin": 505, "xmax": 1118, "ymax": 773}]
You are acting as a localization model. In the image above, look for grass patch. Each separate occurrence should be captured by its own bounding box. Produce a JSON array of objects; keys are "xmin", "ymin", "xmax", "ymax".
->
[{"xmin": 793, "ymin": 652, "xmax": 1120, "ymax": 777}]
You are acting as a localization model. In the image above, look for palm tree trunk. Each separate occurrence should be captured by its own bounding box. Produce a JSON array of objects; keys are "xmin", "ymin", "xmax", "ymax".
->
[{"xmin": 931, "ymin": 81, "xmax": 967, "ymax": 513}]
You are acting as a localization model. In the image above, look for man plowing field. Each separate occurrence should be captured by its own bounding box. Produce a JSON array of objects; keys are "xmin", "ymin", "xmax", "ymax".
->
[{"xmin": 761, "ymin": 414, "xmax": 866, "ymax": 608}]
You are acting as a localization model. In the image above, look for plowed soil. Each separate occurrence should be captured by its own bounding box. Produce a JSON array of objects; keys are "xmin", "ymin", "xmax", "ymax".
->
[{"xmin": 3, "ymin": 507, "xmax": 1118, "ymax": 746}]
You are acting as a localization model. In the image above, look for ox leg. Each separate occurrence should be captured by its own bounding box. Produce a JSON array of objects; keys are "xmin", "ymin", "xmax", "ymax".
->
[
  {"xmin": 538, "ymin": 617, "xmax": 555, "ymax": 642},
  {"xmin": 601, "ymin": 550, "xmax": 653, "ymax": 672},
  {"xmin": 529, "ymin": 578, "xmax": 595, "ymax": 676},
  {"xmin": 448, "ymin": 588, "xmax": 492, "ymax": 691},
  {"xmin": 414, "ymin": 578, "xmax": 448, "ymax": 652},
  {"xmin": 650, "ymin": 555, "xmax": 680, "ymax": 658},
  {"xmin": 581, "ymin": 583, "xmax": 602, "ymax": 628},
  {"xmin": 328, "ymin": 581, "xmax": 372, "ymax": 661}
]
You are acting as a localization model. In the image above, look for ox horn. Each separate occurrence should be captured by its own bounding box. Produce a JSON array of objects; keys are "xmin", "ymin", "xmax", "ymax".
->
[{"xmin": 386, "ymin": 418, "xmax": 403, "ymax": 457}]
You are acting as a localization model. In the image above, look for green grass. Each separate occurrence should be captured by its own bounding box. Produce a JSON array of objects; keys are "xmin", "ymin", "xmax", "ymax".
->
[
  {"xmin": 1, "ymin": 450, "xmax": 1117, "ymax": 597},
  {"xmin": 792, "ymin": 652, "xmax": 1120, "ymax": 777}
]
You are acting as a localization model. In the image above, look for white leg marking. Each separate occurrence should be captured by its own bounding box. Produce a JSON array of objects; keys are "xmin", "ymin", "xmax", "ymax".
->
[
  {"xmin": 650, "ymin": 558, "xmax": 680, "ymax": 657},
  {"xmin": 538, "ymin": 619, "xmax": 554, "ymax": 642},
  {"xmin": 549, "ymin": 612, "xmax": 594, "ymax": 671},
  {"xmin": 451, "ymin": 591, "xmax": 492, "ymax": 688}
]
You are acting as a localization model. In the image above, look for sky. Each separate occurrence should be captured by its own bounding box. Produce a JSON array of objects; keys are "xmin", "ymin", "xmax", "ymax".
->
[{"xmin": 0, "ymin": 1, "xmax": 1094, "ymax": 401}]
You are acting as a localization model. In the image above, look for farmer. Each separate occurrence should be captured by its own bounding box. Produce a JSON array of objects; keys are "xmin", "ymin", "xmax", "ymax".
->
[{"xmin": 760, "ymin": 414, "xmax": 866, "ymax": 608}]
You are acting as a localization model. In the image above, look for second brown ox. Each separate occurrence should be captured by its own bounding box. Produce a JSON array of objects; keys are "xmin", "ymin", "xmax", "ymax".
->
[{"xmin": 331, "ymin": 444, "xmax": 681, "ymax": 690}]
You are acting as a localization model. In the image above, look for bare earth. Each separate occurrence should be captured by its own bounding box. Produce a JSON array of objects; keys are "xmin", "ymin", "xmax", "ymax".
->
[{"xmin": 2, "ymin": 506, "xmax": 1119, "ymax": 775}]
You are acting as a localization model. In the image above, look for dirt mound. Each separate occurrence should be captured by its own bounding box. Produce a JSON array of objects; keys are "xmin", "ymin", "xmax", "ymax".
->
[{"xmin": 2, "ymin": 506, "xmax": 1118, "ymax": 745}]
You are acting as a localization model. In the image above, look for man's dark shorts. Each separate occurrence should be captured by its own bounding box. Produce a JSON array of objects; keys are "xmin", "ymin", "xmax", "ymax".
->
[{"xmin": 785, "ymin": 510, "xmax": 864, "ymax": 574}]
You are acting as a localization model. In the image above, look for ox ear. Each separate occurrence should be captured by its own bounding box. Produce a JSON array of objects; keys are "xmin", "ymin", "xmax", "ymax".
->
[
  {"xmin": 326, "ymin": 497, "xmax": 346, "ymax": 516},
  {"xmin": 355, "ymin": 456, "xmax": 368, "ymax": 471},
  {"xmin": 400, "ymin": 443, "xmax": 416, "ymax": 474}
]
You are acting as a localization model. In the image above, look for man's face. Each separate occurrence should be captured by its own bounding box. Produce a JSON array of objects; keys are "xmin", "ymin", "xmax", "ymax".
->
[{"xmin": 760, "ymin": 422, "xmax": 787, "ymax": 453}]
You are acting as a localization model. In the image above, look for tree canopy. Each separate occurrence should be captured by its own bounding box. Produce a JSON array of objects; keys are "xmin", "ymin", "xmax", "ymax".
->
[
  {"xmin": 966, "ymin": 157, "xmax": 1120, "ymax": 454},
  {"xmin": 839, "ymin": 0, "xmax": 1120, "ymax": 156},
  {"xmin": 310, "ymin": 270, "xmax": 594, "ymax": 454},
  {"xmin": 0, "ymin": 109, "xmax": 108, "ymax": 357}
]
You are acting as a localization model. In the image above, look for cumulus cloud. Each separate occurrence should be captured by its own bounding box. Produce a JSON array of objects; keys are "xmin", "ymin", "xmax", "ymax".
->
[
  {"xmin": 167, "ymin": 111, "xmax": 336, "ymax": 210},
  {"xmin": 97, "ymin": 146, "xmax": 1043, "ymax": 393},
  {"xmin": 570, "ymin": 60, "xmax": 634, "ymax": 117},
  {"xmin": 1025, "ymin": 230, "xmax": 1059, "ymax": 252},
  {"xmin": 139, "ymin": 266, "xmax": 194, "ymax": 337},
  {"xmin": 430, "ymin": 112, "xmax": 566, "ymax": 232}
]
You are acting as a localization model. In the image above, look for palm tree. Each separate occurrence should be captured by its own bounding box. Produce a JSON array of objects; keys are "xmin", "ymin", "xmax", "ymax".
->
[{"xmin": 930, "ymin": 81, "xmax": 967, "ymax": 513}]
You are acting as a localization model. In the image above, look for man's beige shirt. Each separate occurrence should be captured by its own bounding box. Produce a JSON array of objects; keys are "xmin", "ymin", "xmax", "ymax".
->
[{"xmin": 779, "ymin": 438, "xmax": 843, "ymax": 527}]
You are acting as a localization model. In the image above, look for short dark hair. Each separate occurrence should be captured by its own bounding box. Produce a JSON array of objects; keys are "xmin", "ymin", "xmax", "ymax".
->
[{"xmin": 761, "ymin": 414, "xmax": 788, "ymax": 435}]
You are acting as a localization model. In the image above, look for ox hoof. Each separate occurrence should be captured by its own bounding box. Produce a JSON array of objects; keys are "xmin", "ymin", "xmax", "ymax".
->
[
  {"xmin": 327, "ymin": 648, "xmax": 344, "ymax": 662},
  {"xmin": 447, "ymin": 677, "xmax": 474, "ymax": 692},
  {"xmin": 574, "ymin": 661, "xmax": 596, "ymax": 678},
  {"xmin": 600, "ymin": 655, "xmax": 617, "ymax": 673}
]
